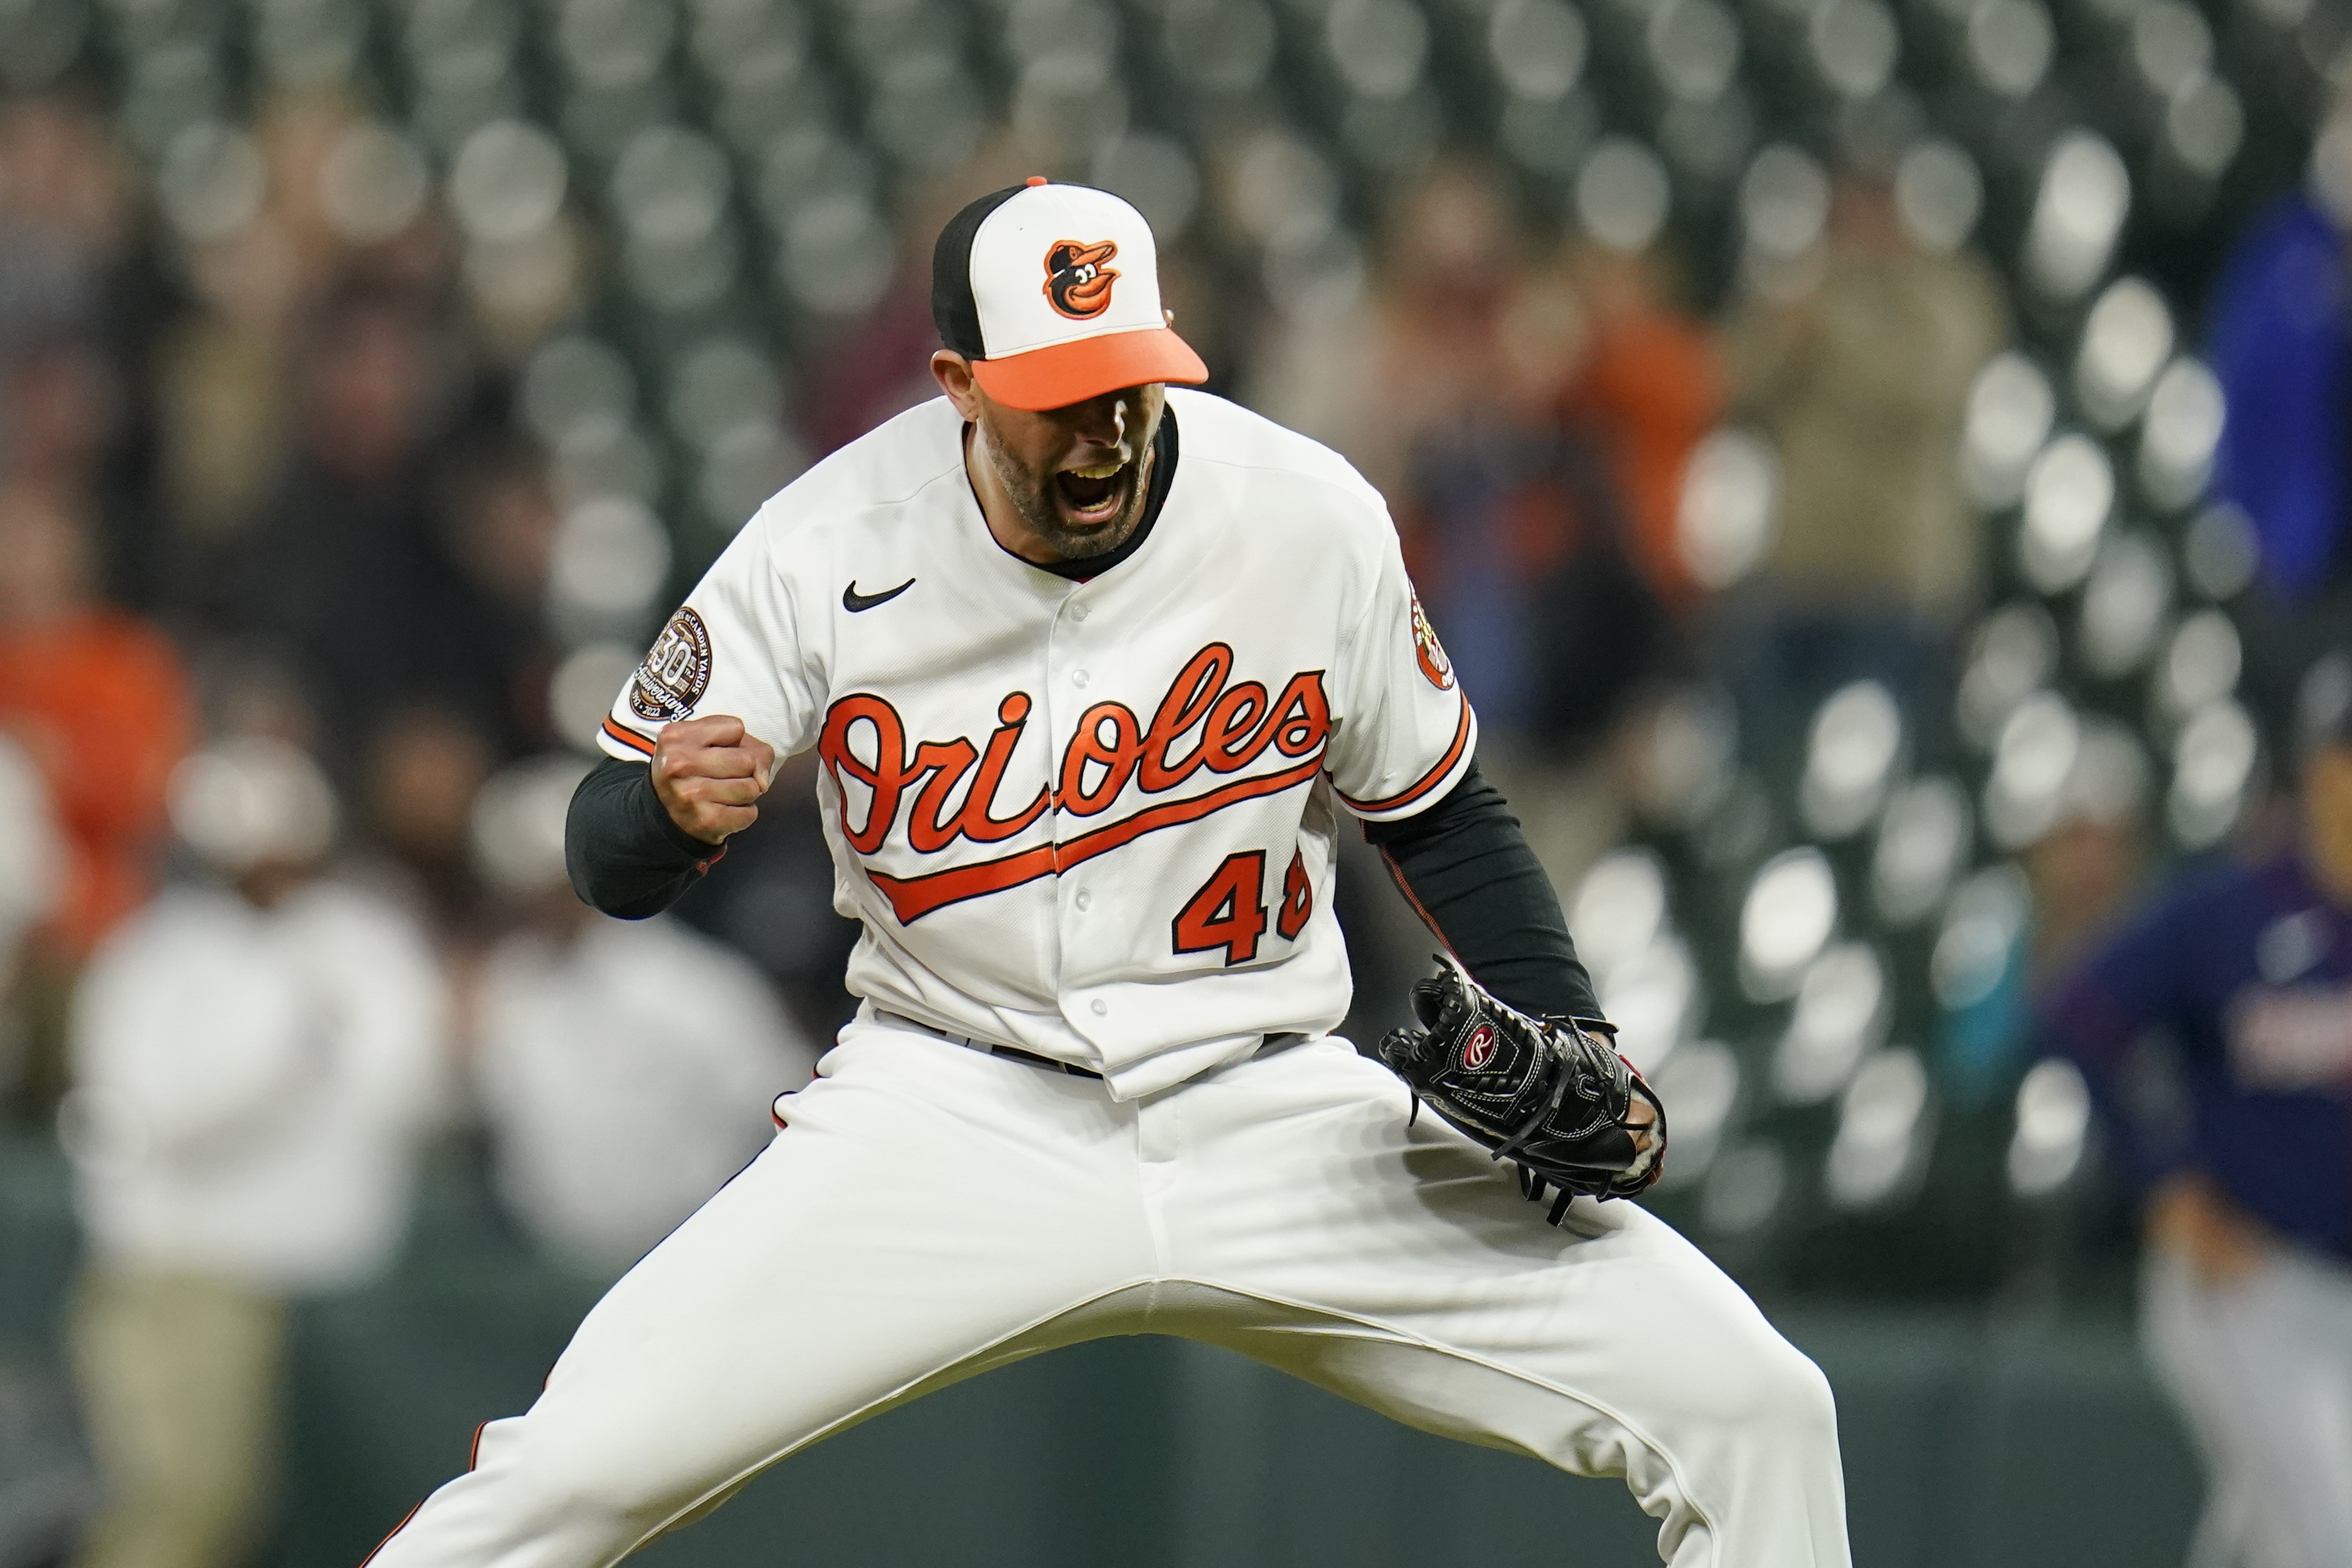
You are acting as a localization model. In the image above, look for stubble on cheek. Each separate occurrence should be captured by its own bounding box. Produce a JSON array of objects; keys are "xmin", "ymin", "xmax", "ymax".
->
[
  {"xmin": 985, "ymin": 436, "xmax": 1064, "ymax": 546},
  {"xmin": 986, "ymin": 424, "xmax": 1153, "ymax": 563}
]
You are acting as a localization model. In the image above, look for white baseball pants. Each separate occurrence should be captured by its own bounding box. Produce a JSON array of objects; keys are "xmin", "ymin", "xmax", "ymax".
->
[
  {"xmin": 366, "ymin": 1016, "xmax": 1850, "ymax": 1567},
  {"xmin": 2142, "ymin": 1244, "xmax": 2352, "ymax": 1568}
]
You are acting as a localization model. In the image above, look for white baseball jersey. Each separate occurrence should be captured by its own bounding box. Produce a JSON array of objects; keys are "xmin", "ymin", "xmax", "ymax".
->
[{"xmin": 601, "ymin": 388, "xmax": 1476, "ymax": 1100}]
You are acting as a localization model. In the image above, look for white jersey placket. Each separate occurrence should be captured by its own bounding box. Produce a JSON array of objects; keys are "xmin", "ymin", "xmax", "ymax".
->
[{"xmin": 1041, "ymin": 576, "xmax": 1104, "ymax": 1035}]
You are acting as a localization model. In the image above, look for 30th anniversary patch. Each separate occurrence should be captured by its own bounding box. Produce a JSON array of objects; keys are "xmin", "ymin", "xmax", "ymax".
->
[
  {"xmin": 629, "ymin": 607, "xmax": 713, "ymax": 722},
  {"xmin": 1408, "ymin": 589, "xmax": 1455, "ymax": 692}
]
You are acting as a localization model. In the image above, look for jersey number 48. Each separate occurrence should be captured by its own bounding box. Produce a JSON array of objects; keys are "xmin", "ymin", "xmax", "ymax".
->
[{"xmin": 1171, "ymin": 850, "xmax": 1313, "ymax": 966}]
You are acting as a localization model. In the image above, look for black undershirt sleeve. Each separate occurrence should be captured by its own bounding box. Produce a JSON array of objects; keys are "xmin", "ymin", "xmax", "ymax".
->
[
  {"xmin": 566, "ymin": 757, "xmax": 726, "ymax": 919},
  {"xmin": 1360, "ymin": 757, "xmax": 1607, "ymax": 1028}
]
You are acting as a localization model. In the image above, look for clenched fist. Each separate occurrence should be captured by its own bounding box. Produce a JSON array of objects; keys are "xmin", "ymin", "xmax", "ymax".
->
[{"xmin": 652, "ymin": 715, "xmax": 775, "ymax": 846}]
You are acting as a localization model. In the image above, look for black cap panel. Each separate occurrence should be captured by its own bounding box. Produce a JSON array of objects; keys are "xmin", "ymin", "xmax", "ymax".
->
[{"xmin": 931, "ymin": 183, "xmax": 1027, "ymax": 358}]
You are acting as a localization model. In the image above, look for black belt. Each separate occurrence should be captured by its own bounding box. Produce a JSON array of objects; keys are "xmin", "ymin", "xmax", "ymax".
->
[
  {"xmin": 987, "ymin": 1041, "xmax": 1103, "ymax": 1078},
  {"xmin": 878, "ymin": 1011, "xmax": 1311, "ymax": 1082},
  {"xmin": 879, "ymin": 1012, "xmax": 1104, "ymax": 1078}
]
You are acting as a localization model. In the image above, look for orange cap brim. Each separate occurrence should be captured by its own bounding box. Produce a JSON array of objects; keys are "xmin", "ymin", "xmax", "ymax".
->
[{"xmin": 969, "ymin": 326, "xmax": 1209, "ymax": 412}]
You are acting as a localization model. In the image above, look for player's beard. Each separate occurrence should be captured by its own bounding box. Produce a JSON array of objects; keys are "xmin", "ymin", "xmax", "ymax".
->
[{"xmin": 982, "ymin": 406, "xmax": 1160, "ymax": 563}]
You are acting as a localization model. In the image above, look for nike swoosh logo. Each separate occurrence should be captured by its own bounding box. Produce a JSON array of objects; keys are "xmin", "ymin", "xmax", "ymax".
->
[{"xmin": 843, "ymin": 577, "xmax": 916, "ymax": 613}]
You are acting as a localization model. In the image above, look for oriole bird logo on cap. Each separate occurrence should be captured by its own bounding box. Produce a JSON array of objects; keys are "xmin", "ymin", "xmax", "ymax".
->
[{"xmin": 1042, "ymin": 238, "xmax": 1119, "ymax": 319}]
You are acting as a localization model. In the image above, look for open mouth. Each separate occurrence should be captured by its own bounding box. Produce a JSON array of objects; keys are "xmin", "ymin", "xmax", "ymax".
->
[{"xmin": 1051, "ymin": 459, "xmax": 1132, "ymax": 527}]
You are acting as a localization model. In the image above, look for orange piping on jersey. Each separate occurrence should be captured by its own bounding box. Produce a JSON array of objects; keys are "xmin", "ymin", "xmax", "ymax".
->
[
  {"xmin": 602, "ymin": 716, "xmax": 657, "ymax": 757},
  {"xmin": 360, "ymin": 1414, "xmax": 490, "ymax": 1559},
  {"xmin": 868, "ymin": 753, "xmax": 1324, "ymax": 923},
  {"xmin": 1336, "ymin": 695, "xmax": 1471, "ymax": 817},
  {"xmin": 358, "ymin": 1502, "xmax": 425, "ymax": 1567}
]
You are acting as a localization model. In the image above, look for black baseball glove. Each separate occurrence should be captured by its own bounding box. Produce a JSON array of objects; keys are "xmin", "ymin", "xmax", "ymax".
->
[{"xmin": 1378, "ymin": 955, "xmax": 1666, "ymax": 1222}]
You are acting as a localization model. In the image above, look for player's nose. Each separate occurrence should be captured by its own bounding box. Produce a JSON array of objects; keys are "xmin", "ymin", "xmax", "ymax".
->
[{"xmin": 1061, "ymin": 390, "xmax": 1132, "ymax": 454}]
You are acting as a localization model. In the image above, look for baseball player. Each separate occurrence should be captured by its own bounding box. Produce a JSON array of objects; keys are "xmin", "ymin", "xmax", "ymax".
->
[
  {"xmin": 365, "ymin": 180, "xmax": 1848, "ymax": 1567},
  {"xmin": 2041, "ymin": 696, "xmax": 2352, "ymax": 1568}
]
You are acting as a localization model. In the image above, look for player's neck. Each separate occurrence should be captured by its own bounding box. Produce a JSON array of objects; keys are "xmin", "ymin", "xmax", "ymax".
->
[{"xmin": 962, "ymin": 423, "xmax": 1149, "ymax": 569}]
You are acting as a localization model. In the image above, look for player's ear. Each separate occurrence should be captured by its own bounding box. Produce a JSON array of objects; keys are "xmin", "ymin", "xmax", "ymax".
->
[{"xmin": 931, "ymin": 351, "xmax": 983, "ymax": 419}]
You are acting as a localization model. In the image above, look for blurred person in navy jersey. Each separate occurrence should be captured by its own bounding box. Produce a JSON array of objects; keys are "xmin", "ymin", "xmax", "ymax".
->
[
  {"xmin": 2040, "ymin": 675, "xmax": 2352, "ymax": 1568},
  {"xmin": 467, "ymin": 757, "xmax": 818, "ymax": 1280},
  {"xmin": 62, "ymin": 738, "xmax": 448, "ymax": 1568}
]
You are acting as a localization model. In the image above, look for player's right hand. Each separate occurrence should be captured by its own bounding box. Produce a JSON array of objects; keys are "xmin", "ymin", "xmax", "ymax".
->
[{"xmin": 651, "ymin": 715, "xmax": 775, "ymax": 846}]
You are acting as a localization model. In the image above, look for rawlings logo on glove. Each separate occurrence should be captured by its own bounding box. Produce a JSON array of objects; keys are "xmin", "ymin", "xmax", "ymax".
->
[{"xmin": 1379, "ymin": 955, "xmax": 1666, "ymax": 1222}]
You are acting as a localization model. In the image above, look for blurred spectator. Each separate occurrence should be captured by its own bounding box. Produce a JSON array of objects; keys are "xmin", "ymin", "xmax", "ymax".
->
[
  {"xmin": 2208, "ymin": 194, "xmax": 2347, "ymax": 606},
  {"xmin": 1244, "ymin": 160, "xmax": 1675, "ymax": 886},
  {"xmin": 1558, "ymin": 241, "xmax": 1726, "ymax": 610},
  {"xmin": 63, "ymin": 737, "xmax": 447, "ymax": 1568},
  {"xmin": 250, "ymin": 94, "xmax": 388, "ymax": 294},
  {"xmin": 2023, "ymin": 735, "xmax": 2154, "ymax": 982},
  {"xmin": 2207, "ymin": 97, "xmax": 2352, "ymax": 632},
  {"xmin": 2039, "ymin": 691, "xmax": 2352, "ymax": 1568},
  {"xmin": 360, "ymin": 705, "xmax": 494, "ymax": 935},
  {"xmin": 152, "ymin": 300, "xmax": 290, "ymax": 555},
  {"xmin": 1939, "ymin": 729, "xmax": 2156, "ymax": 1109},
  {"xmin": 466, "ymin": 757, "xmax": 818, "ymax": 1278},
  {"xmin": 800, "ymin": 154, "xmax": 1024, "ymax": 458},
  {"xmin": 317, "ymin": 437, "xmax": 558, "ymax": 760},
  {"xmin": 0, "ymin": 94, "xmax": 134, "ymax": 354},
  {"xmin": 1372, "ymin": 164, "xmax": 1668, "ymax": 882},
  {"xmin": 1250, "ymin": 157, "xmax": 1527, "ymax": 507},
  {"xmin": 0, "ymin": 96, "xmax": 164, "ymax": 614},
  {"xmin": 0, "ymin": 337, "xmax": 153, "ymax": 608},
  {"xmin": 1, "ymin": 338, "xmax": 115, "ymax": 496},
  {"xmin": 1723, "ymin": 166, "xmax": 2006, "ymax": 762},
  {"xmin": 0, "ymin": 485, "xmax": 191, "ymax": 960},
  {"xmin": 205, "ymin": 274, "xmax": 461, "ymax": 746}
]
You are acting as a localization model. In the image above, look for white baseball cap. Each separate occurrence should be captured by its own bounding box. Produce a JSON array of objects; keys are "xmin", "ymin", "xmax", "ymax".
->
[{"xmin": 932, "ymin": 177, "xmax": 1208, "ymax": 412}]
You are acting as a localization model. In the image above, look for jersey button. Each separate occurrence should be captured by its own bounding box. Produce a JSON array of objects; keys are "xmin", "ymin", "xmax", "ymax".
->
[
  {"xmin": 1074, "ymin": 889, "xmax": 1092, "ymax": 911},
  {"xmin": 1071, "ymin": 604, "xmax": 1090, "ymax": 622},
  {"xmin": 1090, "ymin": 998, "xmax": 1108, "ymax": 1016},
  {"xmin": 1071, "ymin": 669, "xmax": 1090, "ymax": 688}
]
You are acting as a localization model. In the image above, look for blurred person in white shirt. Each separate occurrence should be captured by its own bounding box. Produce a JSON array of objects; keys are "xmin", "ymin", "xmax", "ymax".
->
[
  {"xmin": 62, "ymin": 736, "xmax": 449, "ymax": 1568},
  {"xmin": 467, "ymin": 757, "xmax": 818, "ymax": 1280}
]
